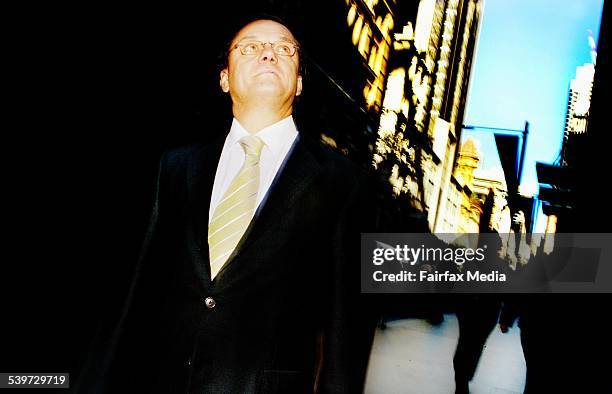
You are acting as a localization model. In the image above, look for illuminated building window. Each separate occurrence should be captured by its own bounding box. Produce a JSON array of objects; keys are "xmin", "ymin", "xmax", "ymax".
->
[
  {"xmin": 347, "ymin": 4, "xmax": 357, "ymax": 26},
  {"xmin": 358, "ymin": 24, "xmax": 372, "ymax": 57},
  {"xmin": 345, "ymin": 0, "xmax": 395, "ymax": 110},
  {"xmin": 364, "ymin": 0, "xmax": 379, "ymax": 14},
  {"xmin": 382, "ymin": 68, "xmax": 406, "ymax": 112},
  {"xmin": 352, "ymin": 14, "xmax": 364, "ymax": 45}
]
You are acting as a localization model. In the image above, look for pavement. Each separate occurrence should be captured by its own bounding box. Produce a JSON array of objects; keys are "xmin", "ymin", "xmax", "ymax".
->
[{"xmin": 364, "ymin": 314, "xmax": 527, "ymax": 394}]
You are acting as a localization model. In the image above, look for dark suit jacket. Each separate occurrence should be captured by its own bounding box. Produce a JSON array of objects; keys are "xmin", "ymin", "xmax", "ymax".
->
[{"xmin": 85, "ymin": 135, "xmax": 376, "ymax": 394}]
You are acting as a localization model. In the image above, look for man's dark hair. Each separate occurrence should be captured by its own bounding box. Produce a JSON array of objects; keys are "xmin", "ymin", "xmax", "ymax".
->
[{"xmin": 217, "ymin": 13, "xmax": 306, "ymax": 77}]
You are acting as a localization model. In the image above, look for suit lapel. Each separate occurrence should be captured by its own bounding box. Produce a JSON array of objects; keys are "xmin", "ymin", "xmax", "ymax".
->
[
  {"xmin": 187, "ymin": 137, "xmax": 225, "ymax": 282},
  {"xmin": 214, "ymin": 136, "xmax": 323, "ymax": 280}
]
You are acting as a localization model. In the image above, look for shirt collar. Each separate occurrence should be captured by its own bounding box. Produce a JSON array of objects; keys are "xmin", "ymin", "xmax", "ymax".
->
[{"xmin": 227, "ymin": 116, "xmax": 298, "ymax": 157}]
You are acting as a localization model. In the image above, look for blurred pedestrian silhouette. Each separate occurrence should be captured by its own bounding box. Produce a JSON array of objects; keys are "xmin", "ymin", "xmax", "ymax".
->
[{"xmin": 452, "ymin": 295, "xmax": 501, "ymax": 394}]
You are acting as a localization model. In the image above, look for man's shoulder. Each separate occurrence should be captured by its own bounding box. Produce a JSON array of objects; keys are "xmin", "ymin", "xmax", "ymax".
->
[
  {"xmin": 161, "ymin": 143, "xmax": 204, "ymax": 165},
  {"xmin": 299, "ymin": 135, "xmax": 366, "ymax": 178},
  {"xmin": 160, "ymin": 136, "xmax": 225, "ymax": 168}
]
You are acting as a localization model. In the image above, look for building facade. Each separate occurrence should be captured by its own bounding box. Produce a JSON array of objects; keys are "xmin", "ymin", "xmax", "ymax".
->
[
  {"xmin": 560, "ymin": 62, "xmax": 595, "ymax": 167},
  {"xmin": 538, "ymin": 30, "xmax": 602, "ymax": 232},
  {"xmin": 371, "ymin": 0, "xmax": 485, "ymax": 232}
]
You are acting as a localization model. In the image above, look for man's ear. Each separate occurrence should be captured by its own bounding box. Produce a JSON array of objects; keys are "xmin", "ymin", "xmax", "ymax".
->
[
  {"xmin": 220, "ymin": 69, "xmax": 229, "ymax": 93},
  {"xmin": 295, "ymin": 75, "xmax": 303, "ymax": 97}
]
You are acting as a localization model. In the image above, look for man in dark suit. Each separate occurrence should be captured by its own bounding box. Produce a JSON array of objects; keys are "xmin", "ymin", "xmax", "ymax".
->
[{"xmin": 80, "ymin": 15, "xmax": 376, "ymax": 394}]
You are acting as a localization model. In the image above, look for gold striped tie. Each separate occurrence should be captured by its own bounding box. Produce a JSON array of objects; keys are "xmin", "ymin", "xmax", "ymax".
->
[{"xmin": 208, "ymin": 135, "xmax": 264, "ymax": 279}]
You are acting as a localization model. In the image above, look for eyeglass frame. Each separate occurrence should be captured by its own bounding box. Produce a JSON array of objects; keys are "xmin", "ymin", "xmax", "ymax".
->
[{"xmin": 230, "ymin": 40, "xmax": 301, "ymax": 57}]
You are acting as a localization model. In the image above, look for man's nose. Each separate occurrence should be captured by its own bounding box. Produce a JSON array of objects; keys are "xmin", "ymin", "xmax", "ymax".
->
[{"xmin": 258, "ymin": 43, "xmax": 277, "ymax": 63}]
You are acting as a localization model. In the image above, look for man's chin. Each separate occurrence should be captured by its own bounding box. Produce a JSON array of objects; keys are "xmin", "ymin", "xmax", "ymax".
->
[{"xmin": 250, "ymin": 85, "xmax": 284, "ymax": 97}]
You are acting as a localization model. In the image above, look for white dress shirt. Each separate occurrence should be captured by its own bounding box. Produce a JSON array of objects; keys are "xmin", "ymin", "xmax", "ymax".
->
[{"xmin": 208, "ymin": 116, "xmax": 299, "ymax": 223}]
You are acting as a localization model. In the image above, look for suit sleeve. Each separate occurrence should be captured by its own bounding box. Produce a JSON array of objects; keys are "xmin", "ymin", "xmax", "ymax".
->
[
  {"xmin": 317, "ymin": 170, "xmax": 378, "ymax": 394},
  {"xmin": 74, "ymin": 152, "xmax": 173, "ymax": 394}
]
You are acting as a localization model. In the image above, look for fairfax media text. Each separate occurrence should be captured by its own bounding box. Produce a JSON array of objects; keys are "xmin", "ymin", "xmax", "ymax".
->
[{"xmin": 373, "ymin": 270, "xmax": 507, "ymax": 283}]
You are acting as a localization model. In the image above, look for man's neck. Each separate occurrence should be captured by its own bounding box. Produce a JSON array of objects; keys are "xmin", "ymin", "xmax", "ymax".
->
[{"xmin": 233, "ymin": 103, "xmax": 293, "ymax": 134}]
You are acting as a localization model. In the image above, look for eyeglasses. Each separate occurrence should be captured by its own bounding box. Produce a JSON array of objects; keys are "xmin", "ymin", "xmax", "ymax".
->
[{"xmin": 231, "ymin": 40, "xmax": 300, "ymax": 57}]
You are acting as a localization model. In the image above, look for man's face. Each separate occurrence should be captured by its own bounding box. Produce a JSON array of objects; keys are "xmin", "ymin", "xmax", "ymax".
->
[{"xmin": 220, "ymin": 20, "xmax": 302, "ymax": 106}]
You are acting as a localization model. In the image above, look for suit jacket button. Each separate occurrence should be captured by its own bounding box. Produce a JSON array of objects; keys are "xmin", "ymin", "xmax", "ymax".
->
[{"xmin": 204, "ymin": 296, "xmax": 216, "ymax": 309}]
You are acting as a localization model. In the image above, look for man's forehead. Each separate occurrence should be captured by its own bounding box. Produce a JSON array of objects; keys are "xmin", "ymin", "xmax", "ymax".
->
[{"xmin": 233, "ymin": 20, "xmax": 296, "ymax": 43}]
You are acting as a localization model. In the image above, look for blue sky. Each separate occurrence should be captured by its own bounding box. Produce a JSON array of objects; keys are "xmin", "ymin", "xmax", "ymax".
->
[{"xmin": 462, "ymin": 0, "xmax": 604, "ymax": 231}]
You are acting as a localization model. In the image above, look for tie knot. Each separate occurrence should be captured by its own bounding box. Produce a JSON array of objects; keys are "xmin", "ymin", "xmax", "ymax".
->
[{"xmin": 239, "ymin": 135, "xmax": 264, "ymax": 159}]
